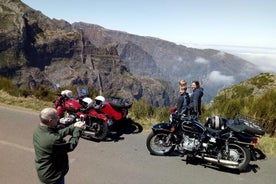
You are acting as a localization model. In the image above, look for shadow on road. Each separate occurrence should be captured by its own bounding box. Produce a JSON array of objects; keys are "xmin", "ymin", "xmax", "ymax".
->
[
  {"xmin": 81, "ymin": 118, "xmax": 143, "ymax": 143},
  {"xmin": 179, "ymin": 154, "xmax": 267, "ymax": 174},
  {"xmin": 105, "ymin": 118, "xmax": 144, "ymax": 142}
]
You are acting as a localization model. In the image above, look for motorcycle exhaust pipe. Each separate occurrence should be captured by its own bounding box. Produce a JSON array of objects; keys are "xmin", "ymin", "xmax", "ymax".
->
[
  {"xmin": 196, "ymin": 156, "xmax": 239, "ymax": 166},
  {"xmin": 82, "ymin": 131, "xmax": 95, "ymax": 136}
]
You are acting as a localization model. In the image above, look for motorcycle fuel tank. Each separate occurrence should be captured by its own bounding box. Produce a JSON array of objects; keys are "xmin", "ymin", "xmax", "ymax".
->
[{"xmin": 64, "ymin": 100, "xmax": 81, "ymax": 112}]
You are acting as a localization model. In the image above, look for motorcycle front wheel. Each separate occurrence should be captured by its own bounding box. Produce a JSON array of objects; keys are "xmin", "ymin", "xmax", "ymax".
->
[
  {"xmin": 221, "ymin": 143, "xmax": 251, "ymax": 171},
  {"xmin": 146, "ymin": 131, "xmax": 175, "ymax": 156},
  {"xmin": 82, "ymin": 118, "xmax": 108, "ymax": 141}
]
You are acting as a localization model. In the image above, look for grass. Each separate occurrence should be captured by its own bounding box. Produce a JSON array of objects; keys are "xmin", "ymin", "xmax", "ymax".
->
[
  {"xmin": 0, "ymin": 89, "xmax": 275, "ymax": 156},
  {"xmin": 0, "ymin": 90, "xmax": 52, "ymax": 111},
  {"xmin": 258, "ymin": 136, "xmax": 276, "ymax": 156}
]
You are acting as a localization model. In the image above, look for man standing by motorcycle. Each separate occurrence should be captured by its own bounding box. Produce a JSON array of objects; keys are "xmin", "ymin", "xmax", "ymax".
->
[
  {"xmin": 189, "ymin": 81, "xmax": 204, "ymax": 117},
  {"xmin": 33, "ymin": 107, "xmax": 85, "ymax": 184}
]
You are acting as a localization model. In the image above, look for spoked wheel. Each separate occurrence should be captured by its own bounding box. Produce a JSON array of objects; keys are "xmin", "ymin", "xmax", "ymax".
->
[
  {"xmin": 146, "ymin": 131, "xmax": 175, "ymax": 156},
  {"xmin": 221, "ymin": 143, "xmax": 251, "ymax": 171},
  {"xmin": 82, "ymin": 118, "xmax": 108, "ymax": 141}
]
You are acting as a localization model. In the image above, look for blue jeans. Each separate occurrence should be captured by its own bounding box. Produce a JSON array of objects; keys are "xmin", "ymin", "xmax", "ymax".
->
[{"xmin": 57, "ymin": 177, "xmax": 65, "ymax": 184}]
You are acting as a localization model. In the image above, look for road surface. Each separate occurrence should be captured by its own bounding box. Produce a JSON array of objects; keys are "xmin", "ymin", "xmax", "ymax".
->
[{"xmin": 0, "ymin": 104, "xmax": 275, "ymax": 184}]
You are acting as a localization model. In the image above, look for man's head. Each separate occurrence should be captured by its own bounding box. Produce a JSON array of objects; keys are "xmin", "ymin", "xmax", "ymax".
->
[
  {"xmin": 179, "ymin": 79, "xmax": 187, "ymax": 87},
  {"xmin": 39, "ymin": 107, "xmax": 59, "ymax": 128},
  {"xmin": 179, "ymin": 86, "xmax": 187, "ymax": 94}
]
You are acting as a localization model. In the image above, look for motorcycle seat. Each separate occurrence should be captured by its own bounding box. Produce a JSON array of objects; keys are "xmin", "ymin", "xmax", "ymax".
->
[
  {"xmin": 108, "ymin": 97, "xmax": 132, "ymax": 109},
  {"xmin": 227, "ymin": 124, "xmax": 246, "ymax": 133}
]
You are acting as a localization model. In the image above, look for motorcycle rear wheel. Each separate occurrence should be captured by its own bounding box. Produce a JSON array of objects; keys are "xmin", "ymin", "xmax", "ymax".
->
[
  {"xmin": 82, "ymin": 118, "xmax": 108, "ymax": 141},
  {"xmin": 146, "ymin": 131, "xmax": 175, "ymax": 156},
  {"xmin": 221, "ymin": 143, "xmax": 251, "ymax": 171}
]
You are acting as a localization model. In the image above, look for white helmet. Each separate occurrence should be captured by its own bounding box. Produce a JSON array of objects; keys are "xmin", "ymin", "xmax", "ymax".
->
[
  {"xmin": 61, "ymin": 90, "xmax": 73, "ymax": 99},
  {"xmin": 95, "ymin": 95, "xmax": 105, "ymax": 103},
  {"xmin": 82, "ymin": 97, "xmax": 93, "ymax": 109},
  {"xmin": 95, "ymin": 95, "xmax": 105, "ymax": 108}
]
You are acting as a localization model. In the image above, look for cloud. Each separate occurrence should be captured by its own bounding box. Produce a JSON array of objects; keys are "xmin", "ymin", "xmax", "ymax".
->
[
  {"xmin": 194, "ymin": 57, "xmax": 209, "ymax": 64},
  {"xmin": 214, "ymin": 51, "xmax": 226, "ymax": 58},
  {"xmin": 236, "ymin": 52, "xmax": 276, "ymax": 73},
  {"xmin": 185, "ymin": 43, "xmax": 276, "ymax": 74},
  {"xmin": 208, "ymin": 71, "xmax": 235, "ymax": 84},
  {"xmin": 176, "ymin": 56, "xmax": 183, "ymax": 61}
]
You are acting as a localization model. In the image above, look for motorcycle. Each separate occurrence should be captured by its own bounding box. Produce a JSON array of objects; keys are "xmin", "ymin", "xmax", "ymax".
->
[
  {"xmin": 205, "ymin": 115, "xmax": 266, "ymax": 160},
  {"xmin": 53, "ymin": 85, "xmax": 109, "ymax": 141},
  {"xmin": 146, "ymin": 114, "xmax": 260, "ymax": 171},
  {"xmin": 93, "ymin": 95, "xmax": 132, "ymax": 126}
]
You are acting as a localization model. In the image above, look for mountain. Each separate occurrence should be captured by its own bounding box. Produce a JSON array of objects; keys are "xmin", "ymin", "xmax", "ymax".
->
[
  {"xmin": 0, "ymin": 0, "xmax": 174, "ymax": 106},
  {"xmin": 218, "ymin": 73, "xmax": 276, "ymax": 98},
  {"xmin": 0, "ymin": 0, "xmax": 262, "ymax": 107},
  {"xmin": 72, "ymin": 22, "xmax": 262, "ymax": 103}
]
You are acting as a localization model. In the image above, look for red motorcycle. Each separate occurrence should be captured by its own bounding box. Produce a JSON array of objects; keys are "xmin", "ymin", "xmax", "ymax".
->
[
  {"xmin": 53, "ymin": 86, "xmax": 109, "ymax": 141},
  {"xmin": 93, "ymin": 95, "xmax": 132, "ymax": 126}
]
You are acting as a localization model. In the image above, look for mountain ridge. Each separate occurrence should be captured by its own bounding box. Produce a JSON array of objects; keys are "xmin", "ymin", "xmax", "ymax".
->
[
  {"xmin": 72, "ymin": 21, "xmax": 262, "ymax": 102},
  {"xmin": 0, "ymin": 0, "xmax": 174, "ymax": 106},
  {"xmin": 0, "ymin": 0, "xmax": 262, "ymax": 107}
]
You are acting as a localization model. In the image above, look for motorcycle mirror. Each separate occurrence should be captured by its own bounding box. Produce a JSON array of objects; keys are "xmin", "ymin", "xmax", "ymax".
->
[{"xmin": 55, "ymin": 83, "xmax": 61, "ymax": 89}]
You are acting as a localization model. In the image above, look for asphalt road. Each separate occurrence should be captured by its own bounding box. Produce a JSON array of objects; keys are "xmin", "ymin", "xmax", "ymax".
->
[{"xmin": 0, "ymin": 104, "xmax": 275, "ymax": 184}]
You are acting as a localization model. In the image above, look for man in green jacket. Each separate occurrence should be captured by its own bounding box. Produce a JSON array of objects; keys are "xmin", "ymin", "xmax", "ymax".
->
[{"xmin": 33, "ymin": 107, "xmax": 85, "ymax": 184}]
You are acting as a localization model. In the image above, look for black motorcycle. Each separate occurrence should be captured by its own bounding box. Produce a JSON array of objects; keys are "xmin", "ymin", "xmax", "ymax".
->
[
  {"xmin": 205, "ymin": 115, "xmax": 266, "ymax": 160},
  {"xmin": 146, "ymin": 114, "xmax": 262, "ymax": 171}
]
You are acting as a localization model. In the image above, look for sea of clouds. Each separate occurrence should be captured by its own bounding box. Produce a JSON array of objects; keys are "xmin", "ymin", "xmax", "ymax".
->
[{"xmin": 185, "ymin": 43, "xmax": 276, "ymax": 74}]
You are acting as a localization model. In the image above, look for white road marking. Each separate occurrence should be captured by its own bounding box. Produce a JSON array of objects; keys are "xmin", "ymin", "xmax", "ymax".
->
[
  {"xmin": 0, "ymin": 140, "xmax": 75, "ymax": 163},
  {"xmin": 0, "ymin": 140, "xmax": 34, "ymax": 153}
]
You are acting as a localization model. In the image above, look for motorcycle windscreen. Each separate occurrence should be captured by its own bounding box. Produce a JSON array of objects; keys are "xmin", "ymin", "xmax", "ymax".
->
[{"xmin": 77, "ymin": 87, "xmax": 89, "ymax": 98}]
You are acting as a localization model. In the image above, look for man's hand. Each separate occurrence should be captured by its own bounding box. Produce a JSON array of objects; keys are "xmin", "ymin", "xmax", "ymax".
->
[{"xmin": 74, "ymin": 121, "xmax": 86, "ymax": 129}]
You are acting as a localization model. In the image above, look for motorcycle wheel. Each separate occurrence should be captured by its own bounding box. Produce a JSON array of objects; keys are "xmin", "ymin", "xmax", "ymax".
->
[
  {"xmin": 82, "ymin": 118, "xmax": 108, "ymax": 141},
  {"xmin": 146, "ymin": 131, "xmax": 175, "ymax": 156},
  {"xmin": 221, "ymin": 143, "xmax": 251, "ymax": 171}
]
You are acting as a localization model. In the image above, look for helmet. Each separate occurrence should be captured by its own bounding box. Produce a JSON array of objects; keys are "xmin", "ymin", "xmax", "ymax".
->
[
  {"xmin": 95, "ymin": 96, "xmax": 105, "ymax": 104},
  {"xmin": 206, "ymin": 116, "xmax": 225, "ymax": 130},
  {"xmin": 94, "ymin": 95, "xmax": 105, "ymax": 108},
  {"xmin": 61, "ymin": 90, "xmax": 73, "ymax": 99},
  {"xmin": 82, "ymin": 97, "xmax": 93, "ymax": 109}
]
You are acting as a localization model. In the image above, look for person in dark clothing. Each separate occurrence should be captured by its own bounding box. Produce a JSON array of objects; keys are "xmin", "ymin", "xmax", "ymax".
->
[
  {"xmin": 33, "ymin": 107, "xmax": 85, "ymax": 184},
  {"xmin": 168, "ymin": 80, "xmax": 190, "ymax": 115},
  {"xmin": 188, "ymin": 81, "xmax": 204, "ymax": 117},
  {"xmin": 176, "ymin": 85, "xmax": 190, "ymax": 115}
]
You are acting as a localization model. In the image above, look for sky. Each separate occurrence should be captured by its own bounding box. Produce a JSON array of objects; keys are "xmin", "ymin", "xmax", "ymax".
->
[{"xmin": 21, "ymin": 0, "xmax": 276, "ymax": 72}]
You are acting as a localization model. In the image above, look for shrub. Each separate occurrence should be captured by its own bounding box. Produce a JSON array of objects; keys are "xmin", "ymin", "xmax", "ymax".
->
[
  {"xmin": 0, "ymin": 77, "xmax": 19, "ymax": 96},
  {"xmin": 33, "ymin": 85, "xmax": 56, "ymax": 101},
  {"xmin": 130, "ymin": 99, "xmax": 154, "ymax": 120},
  {"xmin": 153, "ymin": 106, "xmax": 170, "ymax": 122}
]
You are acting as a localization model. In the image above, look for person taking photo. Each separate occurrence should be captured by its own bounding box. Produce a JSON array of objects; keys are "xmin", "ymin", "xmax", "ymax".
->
[{"xmin": 33, "ymin": 107, "xmax": 85, "ymax": 184}]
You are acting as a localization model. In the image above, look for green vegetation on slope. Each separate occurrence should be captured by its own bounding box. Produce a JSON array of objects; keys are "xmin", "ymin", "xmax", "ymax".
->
[{"xmin": 203, "ymin": 73, "xmax": 276, "ymax": 136}]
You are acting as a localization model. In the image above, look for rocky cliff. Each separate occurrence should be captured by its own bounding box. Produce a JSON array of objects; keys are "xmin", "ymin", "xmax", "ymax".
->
[
  {"xmin": 0, "ymin": 0, "xmax": 174, "ymax": 106},
  {"xmin": 72, "ymin": 22, "xmax": 262, "ymax": 103}
]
